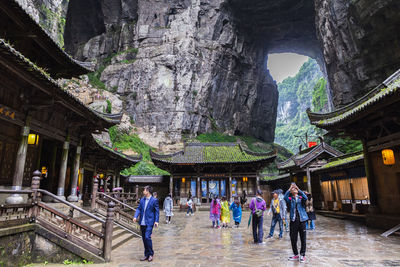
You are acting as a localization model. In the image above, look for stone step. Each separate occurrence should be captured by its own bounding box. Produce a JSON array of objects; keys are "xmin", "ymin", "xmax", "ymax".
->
[{"xmin": 112, "ymin": 232, "xmax": 135, "ymax": 250}]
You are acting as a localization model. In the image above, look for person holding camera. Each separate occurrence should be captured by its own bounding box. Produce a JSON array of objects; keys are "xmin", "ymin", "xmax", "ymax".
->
[{"xmin": 284, "ymin": 183, "xmax": 309, "ymax": 263}]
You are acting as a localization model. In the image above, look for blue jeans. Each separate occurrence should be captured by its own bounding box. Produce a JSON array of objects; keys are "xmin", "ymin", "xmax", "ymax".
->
[
  {"xmin": 140, "ymin": 225, "xmax": 154, "ymax": 257},
  {"xmin": 269, "ymin": 213, "xmax": 283, "ymax": 238},
  {"xmin": 252, "ymin": 214, "xmax": 264, "ymax": 243},
  {"xmin": 212, "ymin": 219, "xmax": 220, "ymax": 227},
  {"xmin": 187, "ymin": 207, "xmax": 193, "ymax": 214},
  {"xmin": 306, "ymin": 220, "xmax": 315, "ymax": 230}
]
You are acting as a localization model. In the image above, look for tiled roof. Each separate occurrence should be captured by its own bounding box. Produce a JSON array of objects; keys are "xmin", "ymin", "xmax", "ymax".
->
[
  {"xmin": 150, "ymin": 143, "xmax": 276, "ymax": 164},
  {"xmin": 313, "ymin": 152, "xmax": 364, "ymax": 172},
  {"xmin": 0, "ymin": 39, "xmax": 117, "ymax": 129},
  {"xmin": 1, "ymin": 0, "xmax": 92, "ymax": 78},
  {"xmin": 277, "ymin": 143, "xmax": 343, "ymax": 170},
  {"xmin": 307, "ymin": 69, "xmax": 400, "ymax": 129}
]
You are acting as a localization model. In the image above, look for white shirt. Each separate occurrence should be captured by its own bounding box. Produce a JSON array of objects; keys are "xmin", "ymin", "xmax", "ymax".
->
[{"xmin": 141, "ymin": 196, "xmax": 151, "ymax": 226}]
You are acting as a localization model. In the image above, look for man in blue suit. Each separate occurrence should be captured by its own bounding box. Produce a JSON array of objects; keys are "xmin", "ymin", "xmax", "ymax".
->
[{"xmin": 133, "ymin": 185, "xmax": 159, "ymax": 262}]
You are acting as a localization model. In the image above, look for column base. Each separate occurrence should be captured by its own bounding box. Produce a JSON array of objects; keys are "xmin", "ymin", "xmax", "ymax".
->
[
  {"xmin": 368, "ymin": 205, "xmax": 380, "ymax": 214},
  {"xmin": 6, "ymin": 194, "xmax": 24, "ymax": 204},
  {"xmin": 67, "ymin": 195, "xmax": 79, "ymax": 202}
]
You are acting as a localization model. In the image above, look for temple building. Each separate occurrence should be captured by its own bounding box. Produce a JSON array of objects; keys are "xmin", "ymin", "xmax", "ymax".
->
[
  {"xmin": 276, "ymin": 142, "xmax": 343, "ymax": 194},
  {"xmin": 307, "ymin": 69, "xmax": 400, "ymax": 229},
  {"xmin": 150, "ymin": 142, "xmax": 276, "ymax": 204},
  {"xmin": 0, "ymin": 0, "xmax": 141, "ymax": 204},
  {"xmin": 311, "ymin": 152, "xmax": 369, "ymax": 214}
]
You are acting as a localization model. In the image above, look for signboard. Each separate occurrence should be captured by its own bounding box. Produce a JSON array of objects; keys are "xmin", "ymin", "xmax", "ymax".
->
[
  {"xmin": 209, "ymin": 180, "xmax": 219, "ymax": 197},
  {"xmin": 220, "ymin": 180, "xmax": 226, "ymax": 196},
  {"xmin": 308, "ymin": 141, "xmax": 317, "ymax": 148},
  {"xmin": 0, "ymin": 105, "xmax": 16, "ymax": 120},
  {"xmin": 201, "ymin": 180, "xmax": 207, "ymax": 197}
]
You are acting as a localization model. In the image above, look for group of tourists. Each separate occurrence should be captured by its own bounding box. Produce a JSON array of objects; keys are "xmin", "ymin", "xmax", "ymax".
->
[
  {"xmin": 249, "ymin": 183, "xmax": 316, "ymax": 263},
  {"xmin": 133, "ymin": 183, "xmax": 316, "ymax": 263}
]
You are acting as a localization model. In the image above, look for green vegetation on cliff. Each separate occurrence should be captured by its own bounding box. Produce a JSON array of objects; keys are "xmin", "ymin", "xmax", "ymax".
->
[
  {"xmin": 274, "ymin": 58, "xmax": 362, "ymax": 155},
  {"xmin": 109, "ymin": 126, "xmax": 169, "ymax": 176}
]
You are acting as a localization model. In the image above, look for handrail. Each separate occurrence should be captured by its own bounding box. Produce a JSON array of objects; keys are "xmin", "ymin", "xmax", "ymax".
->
[
  {"xmin": 98, "ymin": 192, "xmax": 136, "ymax": 212},
  {"xmin": 37, "ymin": 189, "xmax": 105, "ymax": 223},
  {"xmin": 0, "ymin": 189, "xmax": 33, "ymax": 194},
  {"xmin": 95, "ymin": 212, "xmax": 141, "ymax": 238}
]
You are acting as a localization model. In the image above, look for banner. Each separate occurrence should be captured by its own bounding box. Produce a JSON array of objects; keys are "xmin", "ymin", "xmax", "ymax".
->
[
  {"xmin": 191, "ymin": 180, "xmax": 196, "ymax": 197},
  {"xmin": 220, "ymin": 180, "xmax": 226, "ymax": 196},
  {"xmin": 201, "ymin": 180, "xmax": 207, "ymax": 197},
  {"xmin": 209, "ymin": 180, "xmax": 219, "ymax": 197},
  {"xmin": 231, "ymin": 179, "xmax": 237, "ymax": 197}
]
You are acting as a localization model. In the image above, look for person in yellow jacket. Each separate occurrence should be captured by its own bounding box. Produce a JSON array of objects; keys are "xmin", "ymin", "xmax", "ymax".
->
[{"xmin": 220, "ymin": 196, "xmax": 230, "ymax": 228}]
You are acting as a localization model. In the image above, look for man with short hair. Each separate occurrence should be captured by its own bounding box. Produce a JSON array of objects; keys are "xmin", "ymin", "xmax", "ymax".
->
[
  {"xmin": 133, "ymin": 185, "xmax": 159, "ymax": 262},
  {"xmin": 267, "ymin": 190, "xmax": 284, "ymax": 239}
]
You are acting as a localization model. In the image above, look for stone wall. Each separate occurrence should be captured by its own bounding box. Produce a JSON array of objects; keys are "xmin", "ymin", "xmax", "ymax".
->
[{"xmin": 0, "ymin": 224, "xmax": 82, "ymax": 267}]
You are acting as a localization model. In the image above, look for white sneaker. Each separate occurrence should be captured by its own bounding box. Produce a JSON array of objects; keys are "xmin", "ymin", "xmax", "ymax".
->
[{"xmin": 186, "ymin": 214, "xmax": 189, "ymax": 216}]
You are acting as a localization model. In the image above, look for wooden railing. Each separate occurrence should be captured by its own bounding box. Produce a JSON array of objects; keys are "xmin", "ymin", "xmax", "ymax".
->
[
  {"xmin": 91, "ymin": 179, "xmax": 140, "ymax": 237},
  {"xmin": 104, "ymin": 192, "xmax": 137, "ymax": 207},
  {"xmin": 0, "ymin": 171, "xmax": 115, "ymax": 262}
]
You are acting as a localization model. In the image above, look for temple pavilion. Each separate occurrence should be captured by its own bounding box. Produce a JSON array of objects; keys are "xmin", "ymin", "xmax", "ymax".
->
[
  {"xmin": 0, "ymin": 0, "xmax": 141, "ymax": 204},
  {"xmin": 307, "ymin": 69, "xmax": 400, "ymax": 230},
  {"xmin": 150, "ymin": 142, "xmax": 276, "ymax": 204}
]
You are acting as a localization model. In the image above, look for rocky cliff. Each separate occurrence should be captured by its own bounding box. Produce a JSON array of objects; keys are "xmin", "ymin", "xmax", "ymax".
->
[
  {"xmin": 17, "ymin": 0, "xmax": 400, "ymax": 148},
  {"xmin": 63, "ymin": 0, "xmax": 278, "ymax": 147}
]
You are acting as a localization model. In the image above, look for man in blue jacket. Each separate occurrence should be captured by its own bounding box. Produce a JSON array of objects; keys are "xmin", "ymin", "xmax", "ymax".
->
[
  {"xmin": 284, "ymin": 183, "xmax": 309, "ymax": 263},
  {"xmin": 133, "ymin": 185, "xmax": 159, "ymax": 262}
]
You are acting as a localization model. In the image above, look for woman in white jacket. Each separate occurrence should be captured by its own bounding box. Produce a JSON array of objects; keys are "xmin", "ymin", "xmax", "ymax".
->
[{"xmin": 163, "ymin": 194, "xmax": 173, "ymax": 224}]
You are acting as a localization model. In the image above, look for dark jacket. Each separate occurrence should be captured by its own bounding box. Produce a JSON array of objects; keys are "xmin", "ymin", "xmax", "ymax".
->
[
  {"xmin": 284, "ymin": 190, "xmax": 309, "ymax": 222},
  {"xmin": 134, "ymin": 196, "xmax": 160, "ymax": 226}
]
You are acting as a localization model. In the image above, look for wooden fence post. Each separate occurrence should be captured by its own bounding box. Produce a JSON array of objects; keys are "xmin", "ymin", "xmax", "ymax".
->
[
  {"xmin": 30, "ymin": 170, "xmax": 41, "ymax": 220},
  {"xmin": 91, "ymin": 178, "xmax": 98, "ymax": 212},
  {"xmin": 104, "ymin": 201, "xmax": 115, "ymax": 262}
]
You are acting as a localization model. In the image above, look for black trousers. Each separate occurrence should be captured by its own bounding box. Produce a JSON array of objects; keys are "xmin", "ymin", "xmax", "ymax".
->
[{"xmin": 290, "ymin": 216, "xmax": 306, "ymax": 256}]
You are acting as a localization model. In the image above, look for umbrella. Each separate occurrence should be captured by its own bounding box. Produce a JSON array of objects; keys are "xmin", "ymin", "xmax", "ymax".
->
[{"xmin": 248, "ymin": 212, "xmax": 252, "ymax": 228}]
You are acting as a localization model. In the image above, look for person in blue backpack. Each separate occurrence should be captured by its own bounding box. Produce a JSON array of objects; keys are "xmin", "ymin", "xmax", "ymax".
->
[
  {"xmin": 229, "ymin": 197, "xmax": 242, "ymax": 228},
  {"xmin": 284, "ymin": 183, "xmax": 309, "ymax": 263},
  {"xmin": 133, "ymin": 185, "xmax": 159, "ymax": 262}
]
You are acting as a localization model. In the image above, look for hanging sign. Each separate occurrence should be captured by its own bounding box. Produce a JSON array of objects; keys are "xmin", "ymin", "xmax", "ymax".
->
[{"xmin": 308, "ymin": 141, "xmax": 317, "ymax": 148}]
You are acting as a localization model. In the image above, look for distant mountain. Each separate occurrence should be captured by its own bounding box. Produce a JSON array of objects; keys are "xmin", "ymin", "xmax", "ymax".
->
[{"xmin": 274, "ymin": 59, "xmax": 328, "ymax": 153}]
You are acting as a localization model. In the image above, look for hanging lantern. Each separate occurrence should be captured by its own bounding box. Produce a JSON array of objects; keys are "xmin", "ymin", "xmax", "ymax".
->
[
  {"xmin": 28, "ymin": 134, "xmax": 39, "ymax": 145},
  {"xmin": 182, "ymin": 177, "xmax": 186, "ymax": 183},
  {"xmin": 293, "ymin": 176, "xmax": 298, "ymax": 183},
  {"xmin": 99, "ymin": 173, "xmax": 104, "ymax": 179},
  {"xmin": 382, "ymin": 149, "xmax": 395, "ymax": 165},
  {"xmin": 303, "ymin": 176, "xmax": 308, "ymax": 183},
  {"xmin": 242, "ymin": 177, "xmax": 248, "ymax": 182}
]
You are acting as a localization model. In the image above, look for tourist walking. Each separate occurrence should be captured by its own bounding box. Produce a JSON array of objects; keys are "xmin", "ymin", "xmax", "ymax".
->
[
  {"xmin": 278, "ymin": 189, "xmax": 289, "ymax": 232},
  {"xmin": 220, "ymin": 196, "xmax": 230, "ymax": 228},
  {"xmin": 267, "ymin": 190, "xmax": 284, "ymax": 239},
  {"xmin": 249, "ymin": 189, "xmax": 267, "ymax": 244},
  {"xmin": 229, "ymin": 197, "xmax": 242, "ymax": 228},
  {"xmin": 210, "ymin": 195, "xmax": 221, "ymax": 228},
  {"xmin": 133, "ymin": 186, "xmax": 160, "ymax": 262},
  {"xmin": 186, "ymin": 197, "xmax": 194, "ymax": 216},
  {"xmin": 305, "ymin": 192, "xmax": 316, "ymax": 230},
  {"xmin": 240, "ymin": 190, "xmax": 247, "ymax": 208},
  {"xmin": 284, "ymin": 183, "xmax": 309, "ymax": 263},
  {"xmin": 163, "ymin": 194, "xmax": 173, "ymax": 224}
]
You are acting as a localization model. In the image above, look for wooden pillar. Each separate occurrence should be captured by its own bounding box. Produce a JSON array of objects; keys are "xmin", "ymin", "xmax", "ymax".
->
[
  {"xmin": 206, "ymin": 180, "xmax": 209, "ymax": 204},
  {"xmin": 169, "ymin": 175, "xmax": 173, "ymax": 197},
  {"xmin": 6, "ymin": 118, "xmax": 31, "ymax": 204},
  {"xmin": 68, "ymin": 140, "xmax": 82, "ymax": 202},
  {"xmin": 229, "ymin": 175, "xmax": 232, "ymax": 202},
  {"xmin": 135, "ymin": 184, "xmax": 139, "ymax": 200},
  {"xmin": 30, "ymin": 170, "xmax": 41, "ymax": 220},
  {"xmin": 306, "ymin": 167, "xmax": 312, "ymax": 194},
  {"xmin": 116, "ymin": 167, "xmax": 120, "ymax": 187},
  {"xmin": 362, "ymin": 139, "xmax": 379, "ymax": 213},
  {"xmin": 56, "ymin": 133, "xmax": 70, "ymax": 200},
  {"xmin": 256, "ymin": 170, "xmax": 260, "ymax": 191},
  {"xmin": 91, "ymin": 178, "xmax": 99, "ymax": 211},
  {"xmin": 104, "ymin": 201, "xmax": 115, "ymax": 262}
]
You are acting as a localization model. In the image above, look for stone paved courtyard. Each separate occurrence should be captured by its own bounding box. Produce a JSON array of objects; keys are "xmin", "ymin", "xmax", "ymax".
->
[{"xmin": 32, "ymin": 211, "xmax": 400, "ymax": 267}]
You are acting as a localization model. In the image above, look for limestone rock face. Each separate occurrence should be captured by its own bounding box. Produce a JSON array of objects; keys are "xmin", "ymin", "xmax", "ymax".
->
[
  {"xmin": 64, "ymin": 0, "xmax": 278, "ymax": 143},
  {"xmin": 315, "ymin": 0, "xmax": 400, "ymax": 107}
]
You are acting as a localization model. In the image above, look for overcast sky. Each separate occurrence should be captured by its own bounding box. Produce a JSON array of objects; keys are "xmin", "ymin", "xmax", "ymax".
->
[{"xmin": 267, "ymin": 53, "xmax": 309, "ymax": 83}]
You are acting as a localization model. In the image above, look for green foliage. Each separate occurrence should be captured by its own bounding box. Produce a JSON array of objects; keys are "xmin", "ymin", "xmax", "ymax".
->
[
  {"xmin": 325, "ymin": 136, "xmax": 363, "ymax": 154},
  {"xmin": 62, "ymin": 259, "xmax": 93, "ymax": 265},
  {"xmin": 192, "ymin": 90, "xmax": 198, "ymax": 96},
  {"xmin": 274, "ymin": 58, "xmax": 326, "ymax": 153},
  {"xmin": 106, "ymin": 100, "xmax": 112, "ymax": 114},
  {"xmin": 109, "ymin": 126, "xmax": 169, "ymax": 175},
  {"xmin": 121, "ymin": 161, "xmax": 169, "ymax": 176},
  {"xmin": 87, "ymin": 65, "xmax": 107, "ymax": 91},
  {"xmin": 312, "ymin": 78, "xmax": 328, "ymax": 112}
]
